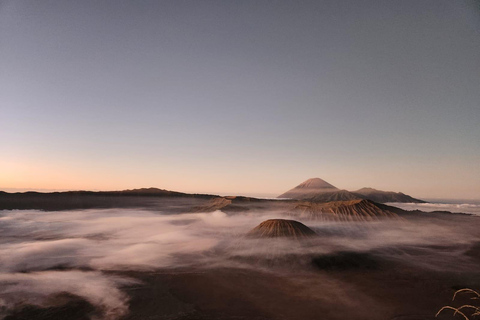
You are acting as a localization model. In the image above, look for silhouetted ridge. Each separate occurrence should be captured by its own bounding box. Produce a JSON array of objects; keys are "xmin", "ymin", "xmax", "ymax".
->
[
  {"xmin": 0, "ymin": 188, "xmax": 216, "ymax": 211},
  {"xmin": 248, "ymin": 219, "xmax": 317, "ymax": 238}
]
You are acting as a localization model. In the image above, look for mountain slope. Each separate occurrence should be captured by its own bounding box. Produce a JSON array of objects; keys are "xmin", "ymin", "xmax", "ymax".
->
[
  {"xmin": 278, "ymin": 178, "xmax": 424, "ymax": 204},
  {"xmin": 248, "ymin": 219, "xmax": 317, "ymax": 238},
  {"xmin": 307, "ymin": 189, "xmax": 361, "ymax": 202},
  {"xmin": 353, "ymin": 187, "xmax": 425, "ymax": 203},
  {"xmin": 278, "ymin": 178, "xmax": 361, "ymax": 202},
  {"xmin": 292, "ymin": 199, "xmax": 399, "ymax": 221}
]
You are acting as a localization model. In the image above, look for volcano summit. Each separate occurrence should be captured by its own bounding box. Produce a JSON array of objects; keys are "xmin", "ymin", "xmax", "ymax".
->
[
  {"xmin": 248, "ymin": 219, "xmax": 317, "ymax": 239},
  {"xmin": 278, "ymin": 178, "xmax": 359, "ymax": 202}
]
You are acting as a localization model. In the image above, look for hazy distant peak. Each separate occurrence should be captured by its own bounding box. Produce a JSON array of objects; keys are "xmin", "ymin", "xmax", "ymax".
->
[
  {"xmin": 355, "ymin": 187, "xmax": 406, "ymax": 196},
  {"xmin": 295, "ymin": 178, "xmax": 338, "ymax": 190},
  {"xmin": 353, "ymin": 187, "xmax": 424, "ymax": 203},
  {"xmin": 355, "ymin": 187, "xmax": 378, "ymax": 193},
  {"xmin": 278, "ymin": 178, "xmax": 347, "ymax": 200}
]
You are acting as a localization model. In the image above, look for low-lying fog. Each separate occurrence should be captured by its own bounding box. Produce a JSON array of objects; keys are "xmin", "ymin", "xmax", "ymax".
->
[
  {"xmin": 386, "ymin": 201, "xmax": 480, "ymax": 215},
  {"xmin": 1, "ymin": 208, "xmax": 479, "ymax": 319}
]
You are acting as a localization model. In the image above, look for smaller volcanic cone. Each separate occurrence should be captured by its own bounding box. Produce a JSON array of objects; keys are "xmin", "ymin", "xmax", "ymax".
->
[{"xmin": 248, "ymin": 219, "xmax": 317, "ymax": 239}]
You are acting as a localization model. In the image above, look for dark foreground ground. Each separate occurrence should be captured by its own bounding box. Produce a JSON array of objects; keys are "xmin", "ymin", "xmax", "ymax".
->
[{"xmin": 5, "ymin": 255, "xmax": 480, "ymax": 320}]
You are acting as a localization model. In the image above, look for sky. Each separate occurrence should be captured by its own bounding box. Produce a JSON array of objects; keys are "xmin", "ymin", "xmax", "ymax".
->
[{"xmin": 1, "ymin": 0, "xmax": 479, "ymax": 199}]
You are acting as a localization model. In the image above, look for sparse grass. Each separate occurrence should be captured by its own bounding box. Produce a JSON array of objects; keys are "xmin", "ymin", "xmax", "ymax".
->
[{"xmin": 436, "ymin": 289, "xmax": 480, "ymax": 319}]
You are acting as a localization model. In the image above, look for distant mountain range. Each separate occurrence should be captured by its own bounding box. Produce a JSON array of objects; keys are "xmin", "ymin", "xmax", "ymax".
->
[
  {"xmin": 0, "ymin": 188, "xmax": 215, "ymax": 211},
  {"xmin": 278, "ymin": 178, "xmax": 425, "ymax": 203},
  {"xmin": 0, "ymin": 179, "xmax": 424, "ymax": 216}
]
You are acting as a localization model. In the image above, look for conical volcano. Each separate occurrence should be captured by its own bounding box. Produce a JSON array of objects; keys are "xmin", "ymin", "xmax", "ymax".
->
[
  {"xmin": 294, "ymin": 178, "xmax": 337, "ymax": 190},
  {"xmin": 278, "ymin": 178, "xmax": 360, "ymax": 201},
  {"xmin": 248, "ymin": 219, "xmax": 317, "ymax": 238}
]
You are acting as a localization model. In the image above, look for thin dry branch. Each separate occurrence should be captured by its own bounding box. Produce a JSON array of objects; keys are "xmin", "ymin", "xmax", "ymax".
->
[
  {"xmin": 453, "ymin": 289, "xmax": 480, "ymax": 301},
  {"xmin": 437, "ymin": 289, "xmax": 480, "ymax": 320},
  {"xmin": 436, "ymin": 306, "xmax": 469, "ymax": 320}
]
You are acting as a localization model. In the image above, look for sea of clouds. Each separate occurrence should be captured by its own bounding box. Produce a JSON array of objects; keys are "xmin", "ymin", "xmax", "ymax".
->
[
  {"xmin": 386, "ymin": 202, "xmax": 480, "ymax": 215},
  {"xmin": 1, "ymin": 207, "xmax": 479, "ymax": 319}
]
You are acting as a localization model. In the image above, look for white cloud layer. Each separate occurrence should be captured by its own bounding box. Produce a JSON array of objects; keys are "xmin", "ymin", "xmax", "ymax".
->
[
  {"xmin": 1, "ymin": 207, "xmax": 479, "ymax": 319},
  {"xmin": 385, "ymin": 202, "xmax": 480, "ymax": 215}
]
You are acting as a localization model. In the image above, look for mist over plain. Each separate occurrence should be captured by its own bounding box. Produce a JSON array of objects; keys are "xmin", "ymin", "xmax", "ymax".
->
[
  {"xmin": 386, "ymin": 201, "xmax": 480, "ymax": 215},
  {"xmin": 1, "ymin": 205, "xmax": 480, "ymax": 319}
]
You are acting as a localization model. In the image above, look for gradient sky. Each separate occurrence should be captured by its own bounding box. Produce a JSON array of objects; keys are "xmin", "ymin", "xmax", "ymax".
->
[{"xmin": 1, "ymin": 0, "xmax": 479, "ymax": 199}]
